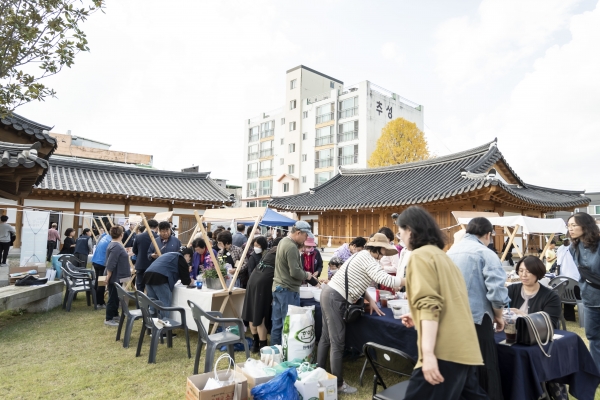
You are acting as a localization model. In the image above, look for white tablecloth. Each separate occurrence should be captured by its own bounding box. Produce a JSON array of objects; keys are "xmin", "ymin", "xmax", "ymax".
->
[{"xmin": 171, "ymin": 285, "xmax": 245, "ymax": 332}]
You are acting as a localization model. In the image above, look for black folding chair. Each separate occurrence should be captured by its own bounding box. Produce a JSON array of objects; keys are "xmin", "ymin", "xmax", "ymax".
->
[
  {"xmin": 363, "ymin": 342, "xmax": 416, "ymax": 400},
  {"xmin": 549, "ymin": 278, "xmax": 569, "ymax": 330},
  {"xmin": 114, "ymin": 283, "xmax": 143, "ymax": 348}
]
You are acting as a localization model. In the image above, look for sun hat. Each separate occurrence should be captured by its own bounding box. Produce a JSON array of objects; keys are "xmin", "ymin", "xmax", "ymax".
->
[
  {"xmin": 365, "ymin": 233, "xmax": 398, "ymax": 256},
  {"xmin": 304, "ymin": 237, "xmax": 317, "ymax": 247},
  {"xmin": 293, "ymin": 221, "xmax": 314, "ymax": 238}
]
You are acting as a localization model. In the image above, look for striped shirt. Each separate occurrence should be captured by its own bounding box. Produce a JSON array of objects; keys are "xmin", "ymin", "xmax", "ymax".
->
[{"xmin": 329, "ymin": 250, "xmax": 401, "ymax": 303}]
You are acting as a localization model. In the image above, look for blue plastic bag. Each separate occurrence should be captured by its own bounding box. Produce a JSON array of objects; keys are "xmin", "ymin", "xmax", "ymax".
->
[
  {"xmin": 251, "ymin": 367, "xmax": 299, "ymax": 400},
  {"xmin": 219, "ymin": 337, "xmax": 252, "ymax": 352}
]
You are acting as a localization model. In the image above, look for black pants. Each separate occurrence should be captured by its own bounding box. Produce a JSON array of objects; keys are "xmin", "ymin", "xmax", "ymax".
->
[
  {"xmin": 135, "ymin": 269, "xmax": 146, "ymax": 292},
  {"xmin": 46, "ymin": 240, "xmax": 57, "ymax": 262},
  {"xmin": 0, "ymin": 242, "xmax": 10, "ymax": 264},
  {"xmin": 475, "ymin": 315, "xmax": 503, "ymax": 400},
  {"xmin": 92, "ymin": 263, "xmax": 106, "ymax": 305},
  {"xmin": 74, "ymin": 252, "xmax": 88, "ymax": 268},
  {"xmin": 106, "ymin": 281, "xmax": 120, "ymax": 321},
  {"xmin": 405, "ymin": 359, "xmax": 489, "ymax": 400}
]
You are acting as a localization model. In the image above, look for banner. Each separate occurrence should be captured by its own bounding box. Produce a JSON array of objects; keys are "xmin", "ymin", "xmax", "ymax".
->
[{"xmin": 20, "ymin": 210, "xmax": 50, "ymax": 266}]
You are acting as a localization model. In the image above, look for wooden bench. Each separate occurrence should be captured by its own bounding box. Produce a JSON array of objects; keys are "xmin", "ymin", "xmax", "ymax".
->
[{"xmin": 0, "ymin": 281, "xmax": 64, "ymax": 313}]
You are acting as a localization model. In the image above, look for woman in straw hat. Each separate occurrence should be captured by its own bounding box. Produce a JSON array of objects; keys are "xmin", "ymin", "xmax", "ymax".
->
[{"xmin": 317, "ymin": 232, "xmax": 404, "ymax": 394}]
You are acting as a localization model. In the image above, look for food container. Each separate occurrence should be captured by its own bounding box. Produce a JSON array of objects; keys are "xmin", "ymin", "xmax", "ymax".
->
[
  {"xmin": 300, "ymin": 287, "xmax": 315, "ymax": 299},
  {"xmin": 387, "ymin": 299, "xmax": 409, "ymax": 309}
]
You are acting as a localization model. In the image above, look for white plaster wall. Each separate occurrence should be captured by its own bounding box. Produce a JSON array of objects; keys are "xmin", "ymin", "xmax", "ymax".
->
[
  {"xmin": 80, "ymin": 202, "xmax": 124, "ymax": 212},
  {"xmin": 130, "ymin": 206, "xmax": 169, "ymax": 214},
  {"xmin": 24, "ymin": 199, "xmax": 75, "ymax": 208}
]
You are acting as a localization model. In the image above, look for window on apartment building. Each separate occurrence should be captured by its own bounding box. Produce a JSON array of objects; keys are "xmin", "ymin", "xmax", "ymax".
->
[
  {"xmin": 280, "ymin": 138, "xmax": 284, "ymax": 145},
  {"xmin": 280, "ymin": 158, "xmax": 284, "ymax": 165},
  {"xmin": 315, "ymin": 148, "xmax": 334, "ymax": 168},
  {"xmin": 259, "ymin": 200, "xmax": 269, "ymax": 207},
  {"xmin": 589, "ymin": 205, "xmax": 600, "ymax": 215},
  {"xmin": 281, "ymin": 118, "xmax": 285, "ymax": 125},
  {"xmin": 289, "ymin": 143, "xmax": 296, "ymax": 153},
  {"xmin": 260, "ymin": 179, "xmax": 272, "ymax": 196},
  {"xmin": 339, "ymin": 96, "xmax": 358, "ymax": 119},
  {"xmin": 248, "ymin": 126, "xmax": 259, "ymax": 142},
  {"xmin": 302, "ymin": 133, "xmax": 307, "ymax": 140},
  {"xmin": 338, "ymin": 120, "xmax": 359, "ymax": 142},
  {"xmin": 302, "ymin": 154, "xmax": 307, "ymax": 162},
  {"xmin": 260, "ymin": 120, "xmax": 274, "ymax": 138},
  {"xmin": 289, "ymin": 121, "xmax": 296, "ymax": 131},
  {"xmin": 316, "ymin": 103, "xmax": 334, "ymax": 124},
  {"xmin": 288, "ymin": 164, "xmax": 295, "ymax": 174},
  {"xmin": 290, "ymin": 100, "xmax": 296, "ymax": 110},
  {"xmin": 283, "ymin": 183, "xmax": 290, "ymax": 193},
  {"xmin": 315, "ymin": 125, "xmax": 334, "ymax": 146},
  {"xmin": 302, "ymin": 176, "xmax": 307, "ymax": 183},
  {"xmin": 290, "ymin": 79, "xmax": 297, "ymax": 89},
  {"xmin": 259, "ymin": 159, "xmax": 273, "ymax": 177},
  {"xmin": 248, "ymin": 144, "xmax": 259, "ymax": 161},
  {"xmin": 247, "ymin": 182, "xmax": 257, "ymax": 197},
  {"xmin": 303, "ymin": 111, "xmax": 308, "ymax": 119},
  {"xmin": 338, "ymin": 144, "xmax": 359, "ymax": 166},
  {"xmin": 315, "ymin": 171, "xmax": 333, "ymax": 187},
  {"xmin": 247, "ymin": 163, "xmax": 258, "ymax": 179},
  {"xmin": 246, "ymin": 201, "xmax": 257, "ymax": 208},
  {"xmin": 330, "ymin": 81, "xmax": 335, "ymax": 89}
]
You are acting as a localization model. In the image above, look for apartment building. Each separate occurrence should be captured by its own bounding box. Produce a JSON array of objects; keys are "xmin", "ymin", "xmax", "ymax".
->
[{"xmin": 242, "ymin": 65, "xmax": 424, "ymax": 207}]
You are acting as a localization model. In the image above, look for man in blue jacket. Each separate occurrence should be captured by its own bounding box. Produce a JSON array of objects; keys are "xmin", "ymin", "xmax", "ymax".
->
[
  {"xmin": 132, "ymin": 219, "xmax": 159, "ymax": 292},
  {"xmin": 74, "ymin": 228, "xmax": 93, "ymax": 268},
  {"xmin": 91, "ymin": 233, "xmax": 112, "ymax": 308},
  {"xmin": 148, "ymin": 221, "xmax": 181, "ymax": 261},
  {"xmin": 143, "ymin": 248, "xmax": 193, "ymax": 318}
]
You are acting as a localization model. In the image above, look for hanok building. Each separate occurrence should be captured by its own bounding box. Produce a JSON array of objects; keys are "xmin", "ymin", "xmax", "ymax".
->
[
  {"xmin": 269, "ymin": 140, "xmax": 590, "ymax": 250},
  {"xmin": 0, "ymin": 116, "xmax": 233, "ymax": 248}
]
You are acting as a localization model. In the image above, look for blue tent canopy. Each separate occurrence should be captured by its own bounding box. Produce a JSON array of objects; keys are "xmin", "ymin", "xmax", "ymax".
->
[{"xmin": 241, "ymin": 208, "xmax": 296, "ymax": 227}]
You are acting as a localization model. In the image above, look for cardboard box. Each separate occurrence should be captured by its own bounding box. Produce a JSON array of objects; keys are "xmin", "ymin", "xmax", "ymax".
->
[
  {"xmin": 97, "ymin": 276, "xmax": 107, "ymax": 286},
  {"xmin": 294, "ymin": 373, "xmax": 337, "ymax": 400},
  {"xmin": 235, "ymin": 362, "xmax": 276, "ymax": 400},
  {"xmin": 186, "ymin": 370, "xmax": 248, "ymax": 400}
]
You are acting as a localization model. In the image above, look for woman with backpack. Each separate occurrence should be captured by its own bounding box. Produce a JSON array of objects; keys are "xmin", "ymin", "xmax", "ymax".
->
[{"xmin": 568, "ymin": 212, "xmax": 600, "ymax": 372}]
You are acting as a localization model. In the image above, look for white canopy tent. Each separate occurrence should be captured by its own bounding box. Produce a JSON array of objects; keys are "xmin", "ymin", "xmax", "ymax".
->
[{"xmin": 452, "ymin": 212, "xmax": 567, "ymax": 262}]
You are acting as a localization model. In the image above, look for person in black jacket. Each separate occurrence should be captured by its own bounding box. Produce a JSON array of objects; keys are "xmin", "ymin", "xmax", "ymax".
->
[
  {"xmin": 73, "ymin": 228, "xmax": 93, "ymax": 268},
  {"xmin": 246, "ymin": 236, "xmax": 268, "ymax": 276},
  {"xmin": 508, "ymin": 256, "xmax": 561, "ymax": 328},
  {"xmin": 132, "ymin": 219, "xmax": 159, "ymax": 292}
]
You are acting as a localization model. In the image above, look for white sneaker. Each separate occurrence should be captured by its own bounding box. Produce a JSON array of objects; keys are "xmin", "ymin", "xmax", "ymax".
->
[
  {"xmin": 338, "ymin": 382, "xmax": 357, "ymax": 394},
  {"xmin": 104, "ymin": 320, "xmax": 119, "ymax": 327}
]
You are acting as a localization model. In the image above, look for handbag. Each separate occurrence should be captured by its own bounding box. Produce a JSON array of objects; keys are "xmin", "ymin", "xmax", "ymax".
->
[
  {"xmin": 342, "ymin": 255, "xmax": 364, "ymax": 323},
  {"xmin": 516, "ymin": 311, "xmax": 554, "ymax": 357}
]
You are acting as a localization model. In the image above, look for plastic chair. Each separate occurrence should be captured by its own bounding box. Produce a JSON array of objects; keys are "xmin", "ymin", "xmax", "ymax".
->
[
  {"xmin": 363, "ymin": 342, "xmax": 416, "ymax": 400},
  {"xmin": 550, "ymin": 279, "xmax": 569, "ymax": 330},
  {"xmin": 60, "ymin": 266, "xmax": 97, "ymax": 311},
  {"xmin": 59, "ymin": 254, "xmax": 81, "ymax": 270},
  {"xmin": 187, "ymin": 300, "xmax": 250, "ymax": 374},
  {"xmin": 549, "ymin": 276, "xmax": 584, "ymax": 327},
  {"xmin": 135, "ymin": 291, "xmax": 191, "ymax": 364},
  {"xmin": 114, "ymin": 283, "xmax": 143, "ymax": 348}
]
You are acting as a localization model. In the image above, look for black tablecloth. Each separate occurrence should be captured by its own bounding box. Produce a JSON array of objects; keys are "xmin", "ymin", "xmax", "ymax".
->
[
  {"xmin": 300, "ymin": 298, "xmax": 418, "ymax": 359},
  {"xmin": 494, "ymin": 331, "xmax": 600, "ymax": 400}
]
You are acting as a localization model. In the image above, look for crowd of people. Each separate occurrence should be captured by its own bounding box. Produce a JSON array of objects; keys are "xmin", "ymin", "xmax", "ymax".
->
[{"xmin": 3, "ymin": 206, "xmax": 599, "ymax": 399}]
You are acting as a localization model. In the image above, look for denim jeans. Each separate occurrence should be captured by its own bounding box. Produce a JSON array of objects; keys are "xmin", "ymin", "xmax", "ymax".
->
[
  {"xmin": 270, "ymin": 287, "xmax": 300, "ymax": 346},
  {"xmin": 146, "ymin": 283, "xmax": 172, "ymax": 319},
  {"xmin": 584, "ymin": 306, "xmax": 600, "ymax": 372}
]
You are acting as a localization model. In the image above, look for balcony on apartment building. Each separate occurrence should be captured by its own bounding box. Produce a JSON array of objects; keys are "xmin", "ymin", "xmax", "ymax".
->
[
  {"xmin": 315, "ymin": 157, "xmax": 334, "ymax": 169},
  {"xmin": 338, "ymin": 154, "xmax": 358, "ymax": 166},
  {"xmin": 249, "ymin": 133, "xmax": 259, "ymax": 142},
  {"xmin": 259, "ymin": 148, "xmax": 274, "ymax": 158},
  {"xmin": 337, "ymin": 128, "xmax": 358, "ymax": 143},
  {"xmin": 247, "ymin": 170, "xmax": 258, "ymax": 179},
  {"xmin": 315, "ymin": 134, "xmax": 334, "ymax": 147},
  {"xmin": 259, "ymin": 168, "xmax": 273, "ymax": 177},
  {"xmin": 260, "ymin": 129, "xmax": 274, "ymax": 139},
  {"xmin": 338, "ymin": 106, "xmax": 358, "ymax": 119},
  {"xmin": 248, "ymin": 152, "xmax": 259, "ymax": 161},
  {"xmin": 316, "ymin": 112, "xmax": 334, "ymax": 124},
  {"xmin": 259, "ymin": 188, "xmax": 272, "ymax": 196}
]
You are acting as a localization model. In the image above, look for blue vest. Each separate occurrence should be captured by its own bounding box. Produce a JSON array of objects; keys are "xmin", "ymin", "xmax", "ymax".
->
[
  {"xmin": 74, "ymin": 235, "xmax": 90, "ymax": 255},
  {"xmin": 145, "ymin": 252, "xmax": 182, "ymax": 291},
  {"xmin": 91, "ymin": 234, "xmax": 111, "ymax": 266}
]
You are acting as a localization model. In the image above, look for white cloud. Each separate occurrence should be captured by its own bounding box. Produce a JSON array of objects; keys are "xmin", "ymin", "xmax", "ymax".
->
[
  {"xmin": 452, "ymin": 2, "xmax": 600, "ymax": 191},
  {"xmin": 381, "ymin": 42, "xmax": 403, "ymax": 65},
  {"xmin": 434, "ymin": 0, "xmax": 580, "ymax": 90}
]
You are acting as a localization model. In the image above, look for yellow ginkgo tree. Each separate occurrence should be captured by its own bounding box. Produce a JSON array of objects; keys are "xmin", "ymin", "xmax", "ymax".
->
[{"xmin": 368, "ymin": 118, "xmax": 430, "ymax": 168}]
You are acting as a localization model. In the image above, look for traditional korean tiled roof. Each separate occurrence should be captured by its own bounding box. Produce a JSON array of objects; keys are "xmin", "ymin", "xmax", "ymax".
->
[
  {"xmin": 270, "ymin": 140, "xmax": 590, "ymax": 211},
  {"xmin": 36, "ymin": 156, "xmax": 233, "ymax": 204},
  {"xmin": 0, "ymin": 113, "xmax": 56, "ymax": 157}
]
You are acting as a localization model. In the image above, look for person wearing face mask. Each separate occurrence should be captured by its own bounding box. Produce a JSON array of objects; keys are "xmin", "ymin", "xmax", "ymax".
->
[
  {"xmin": 301, "ymin": 237, "xmax": 323, "ymax": 281},
  {"xmin": 317, "ymin": 233, "xmax": 405, "ymax": 394},
  {"xmin": 242, "ymin": 236, "xmax": 271, "ymax": 352}
]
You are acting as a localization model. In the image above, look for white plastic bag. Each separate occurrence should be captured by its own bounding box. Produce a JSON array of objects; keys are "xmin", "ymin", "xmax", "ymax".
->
[
  {"xmin": 298, "ymin": 367, "xmax": 328, "ymax": 383},
  {"xmin": 283, "ymin": 305, "xmax": 316, "ymax": 362},
  {"xmin": 260, "ymin": 345, "xmax": 282, "ymax": 366}
]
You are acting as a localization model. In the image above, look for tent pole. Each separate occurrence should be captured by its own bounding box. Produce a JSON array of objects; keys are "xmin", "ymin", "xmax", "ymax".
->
[
  {"xmin": 194, "ymin": 210, "xmax": 227, "ymax": 290},
  {"xmin": 539, "ymin": 233, "xmax": 555, "ymax": 261},
  {"xmin": 141, "ymin": 213, "xmax": 162, "ymax": 257},
  {"xmin": 500, "ymin": 224, "xmax": 520, "ymax": 262}
]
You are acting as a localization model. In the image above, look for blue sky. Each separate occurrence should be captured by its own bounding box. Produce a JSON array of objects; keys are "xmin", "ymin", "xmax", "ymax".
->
[{"xmin": 18, "ymin": 0, "xmax": 600, "ymax": 191}]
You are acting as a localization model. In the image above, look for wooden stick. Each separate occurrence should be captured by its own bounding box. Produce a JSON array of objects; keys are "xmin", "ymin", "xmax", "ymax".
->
[
  {"xmin": 539, "ymin": 233, "xmax": 555, "ymax": 261},
  {"xmin": 227, "ymin": 216, "xmax": 260, "ymax": 292},
  {"xmin": 194, "ymin": 211, "xmax": 226, "ymax": 290},
  {"xmin": 500, "ymin": 224, "xmax": 520, "ymax": 262},
  {"xmin": 141, "ymin": 213, "xmax": 162, "ymax": 257},
  {"xmin": 91, "ymin": 217, "xmax": 102, "ymax": 243}
]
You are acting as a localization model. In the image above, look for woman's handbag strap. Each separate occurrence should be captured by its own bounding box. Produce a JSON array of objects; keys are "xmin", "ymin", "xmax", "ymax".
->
[{"xmin": 523, "ymin": 311, "xmax": 554, "ymax": 357}]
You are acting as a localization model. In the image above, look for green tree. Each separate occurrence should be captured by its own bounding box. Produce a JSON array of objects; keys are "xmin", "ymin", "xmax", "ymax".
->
[
  {"xmin": 368, "ymin": 117, "xmax": 430, "ymax": 168},
  {"xmin": 0, "ymin": 0, "xmax": 104, "ymax": 117}
]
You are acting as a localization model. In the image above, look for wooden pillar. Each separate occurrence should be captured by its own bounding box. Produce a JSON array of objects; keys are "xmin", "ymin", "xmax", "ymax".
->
[
  {"xmin": 345, "ymin": 211, "xmax": 351, "ymax": 243},
  {"xmin": 73, "ymin": 197, "xmax": 81, "ymax": 236},
  {"xmin": 124, "ymin": 199, "xmax": 130, "ymax": 218},
  {"xmin": 14, "ymin": 197, "xmax": 24, "ymax": 248}
]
